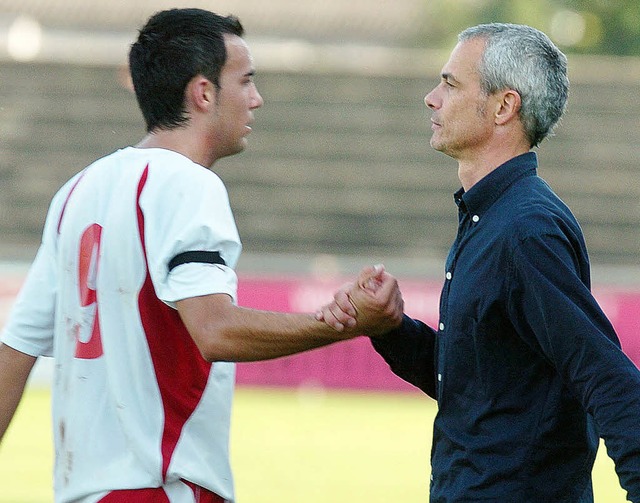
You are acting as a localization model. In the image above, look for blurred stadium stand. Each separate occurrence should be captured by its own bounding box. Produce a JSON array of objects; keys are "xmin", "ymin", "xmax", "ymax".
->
[
  {"xmin": 0, "ymin": 0, "xmax": 427, "ymax": 44},
  {"xmin": 0, "ymin": 0, "xmax": 639, "ymax": 277}
]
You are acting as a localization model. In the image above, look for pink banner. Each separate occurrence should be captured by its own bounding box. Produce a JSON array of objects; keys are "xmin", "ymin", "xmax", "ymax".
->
[
  {"xmin": 235, "ymin": 276, "xmax": 443, "ymax": 392},
  {"xmin": 1, "ymin": 270, "xmax": 638, "ymax": 392},
  {"xmin": 235, "ymin": 275, "xmax": 640, "ymax": 392}
]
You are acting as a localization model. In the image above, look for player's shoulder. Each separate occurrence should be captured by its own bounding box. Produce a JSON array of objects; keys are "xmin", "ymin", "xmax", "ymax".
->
[{"xmin": 142, "ymin": 148, "xmax": 223, "ymax": 186}]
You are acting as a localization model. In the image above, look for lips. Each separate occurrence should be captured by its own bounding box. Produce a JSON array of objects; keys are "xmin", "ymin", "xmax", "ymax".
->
[{"xmin": 245, "ymin": 116, "xmax": 255, "ymax": 130}]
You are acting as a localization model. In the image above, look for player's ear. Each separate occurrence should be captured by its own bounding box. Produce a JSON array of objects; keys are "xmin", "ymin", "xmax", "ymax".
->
[{"xmin": 186, "ymin": 75, "xmax": 216, "ymax": 112}]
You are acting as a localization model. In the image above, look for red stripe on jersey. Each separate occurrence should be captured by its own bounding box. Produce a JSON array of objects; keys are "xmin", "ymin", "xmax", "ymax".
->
[
  {"xmin": 56, "ymin": 170, "xmax": 87, "ymax": 234},
  {"xmin": 135, "ymin": 165, "xmax": 213, "ymax": 480},
  {"xmin": 97, "ymin": 487, "xmax": 170, "ymax": 502},
  {"xmin": 183, "ymin": 479, "xmax": 225, "ymax": 502},
  {"xmin": 97, "ymin": 482, "xmax": 223, "ymax": 502}
]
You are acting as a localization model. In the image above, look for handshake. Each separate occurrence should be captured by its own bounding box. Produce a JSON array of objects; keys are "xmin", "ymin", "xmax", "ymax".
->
[{"xmin": 315, "ymin": 264, "xmax": 405, "ymax": 337}]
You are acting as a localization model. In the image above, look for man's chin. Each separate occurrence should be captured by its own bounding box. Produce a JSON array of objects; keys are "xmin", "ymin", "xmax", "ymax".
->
[
  {"xmin": 430, "ymin": 139, "xmax": 457, "ymax": 159},
  {"xmin": 430, "ymin": 137, "xmax": 444, "ymax": 152},
  {"xmin": 219, "ymin": 141, "xmax": 247, "ymax": 160}
]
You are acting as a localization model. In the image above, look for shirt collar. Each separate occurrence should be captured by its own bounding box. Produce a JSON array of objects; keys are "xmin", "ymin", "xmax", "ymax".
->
[{"xmin": 454, "ymin": 152, "xmax": 539, "ymax": 215}]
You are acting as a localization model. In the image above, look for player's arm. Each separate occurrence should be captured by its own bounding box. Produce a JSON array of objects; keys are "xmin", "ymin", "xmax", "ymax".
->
[
  {"xmin": 0, "ymin": 242, "xmax": 57, "ymax": 445},
  {"xmin": 177, "ymin": 295, "xmax": 349, "ymax": 362},
  {"xmin": 176, "ymin": 266, "xmax": 403, "ymax": 363},
  {"xmin": 0, "ymin": 343, "xmax": 37, "ymax": 443}
]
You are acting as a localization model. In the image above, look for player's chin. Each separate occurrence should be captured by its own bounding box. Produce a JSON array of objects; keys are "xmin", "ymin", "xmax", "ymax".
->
[
  {"xmin": 237, "ymin": 138, "xmax": 249, "ymax": 152},
  {"xmin": 230, "ymin": 138, "xmax": 249, "ymax": 155},
  {"xmin": 217, "ymin": 140, "xmax": 247, "ymax": 160}
]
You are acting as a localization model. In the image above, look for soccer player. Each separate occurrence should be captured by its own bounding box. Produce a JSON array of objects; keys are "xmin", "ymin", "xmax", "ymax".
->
[
  {"xmin": 0, "ymin": 9, "xmax": 402, "ymax": 503},
  {"xmin": 318, "ymin": 23, "xmax": 640, "ymax": 502}
]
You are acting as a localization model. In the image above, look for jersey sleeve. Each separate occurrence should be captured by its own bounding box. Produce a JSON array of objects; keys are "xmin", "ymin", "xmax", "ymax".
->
[
  {"xmin": 1, "ymin": 246, "xmax": 56, "ymax": 356},
  {"xmin": 139, "ymin": 164, "xmax": 242, "ymax": 307},
  {"xmin": 0, "ymin": 179, "xmax": 77, "ymax": 357}
]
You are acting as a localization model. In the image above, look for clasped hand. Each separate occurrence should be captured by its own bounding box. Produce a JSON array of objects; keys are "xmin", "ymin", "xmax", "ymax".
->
[{"xmin": 316, "ymin": 264, "xmax": 404, "ymax": 337}]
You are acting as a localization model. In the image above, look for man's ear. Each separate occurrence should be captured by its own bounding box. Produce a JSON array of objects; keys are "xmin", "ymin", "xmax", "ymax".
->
[
  {"xmin": 494, "ymin": 89, "xmax": 521, "ymax": 126},
  {"xmin": 186, "ymin": 76, "xmax": 216, "ymax": 112}
]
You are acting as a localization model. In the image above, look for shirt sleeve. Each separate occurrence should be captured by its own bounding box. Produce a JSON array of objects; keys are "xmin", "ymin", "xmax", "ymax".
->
[
  {"xmin": 139, "ymin": 165, "xmax": 242, "ymax": 307},
  {"xmin": 371, "ymin": 314, "xmax": 438, "ymax": 397},
  {"xmin": 507, "ymin": 231, "xmax": 640, "ymax": 500},
  {"xmin": 1, "ymin": 246, "xmax": 57, "ymax": 357},
  {"xmin": 0, "ymin": 180, "xmax": 74, "ymax": 357}
]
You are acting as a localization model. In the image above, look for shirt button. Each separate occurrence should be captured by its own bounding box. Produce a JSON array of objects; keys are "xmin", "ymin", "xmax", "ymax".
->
[
  {"xmin": 439, "ymin": 322, "xmax": 445, "ymax": 331},
  {"xmin": 445, "ymin": 271, "xmax": 452, "ymax": 280},
  {"xmin": 472, "ymin": 214, "xmax": 480, "ymax": 223},
  {"xmin": 438, "ymin": 373, "xmax": 442, "ymax": 382}
]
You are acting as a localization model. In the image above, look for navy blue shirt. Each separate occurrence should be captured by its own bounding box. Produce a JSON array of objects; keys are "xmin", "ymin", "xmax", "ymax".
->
[{"xmin": 373, "ymin": 152, "xmax": 640, "ymax": 502}]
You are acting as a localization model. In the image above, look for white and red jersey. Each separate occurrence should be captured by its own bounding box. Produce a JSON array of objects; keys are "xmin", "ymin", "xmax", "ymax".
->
[{"xmin": 1, "ymin": 147, "xmax": 242, "ymax": 502}]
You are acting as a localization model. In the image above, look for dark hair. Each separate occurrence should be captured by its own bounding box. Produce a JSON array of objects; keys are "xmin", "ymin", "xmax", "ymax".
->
[{"xmin": 129, "ymin": 8, "xmax": 244, "ymax": 132}]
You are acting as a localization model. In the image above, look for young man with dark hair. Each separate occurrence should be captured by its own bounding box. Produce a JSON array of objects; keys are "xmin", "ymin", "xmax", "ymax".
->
[{"xmin": 0, "ymin": 9, "xmax": 401, "ymax": 503}]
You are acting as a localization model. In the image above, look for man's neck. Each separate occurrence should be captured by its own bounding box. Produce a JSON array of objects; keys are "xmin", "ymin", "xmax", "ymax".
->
[
  {"xmin": 136, "ymin": 130, "xmax": 216, "ymax": 168},
  {"xmin": 457, "ymin": 144, "xmax": 531, "ymax": 191}
]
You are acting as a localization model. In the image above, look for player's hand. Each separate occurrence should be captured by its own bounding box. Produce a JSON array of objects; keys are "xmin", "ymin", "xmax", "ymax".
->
[
  {"xmin": 316, "ymin": 264, "xmax": 404, "ymax": 336},
  {"xmin": 316, "ymin": 281, "xmax": 358, "ymax": 332}
]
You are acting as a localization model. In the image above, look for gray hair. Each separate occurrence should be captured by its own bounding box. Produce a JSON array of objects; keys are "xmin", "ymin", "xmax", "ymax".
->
[{"xmin": 458, "ymin": 23, "xmax": 569, "ymax": 147}]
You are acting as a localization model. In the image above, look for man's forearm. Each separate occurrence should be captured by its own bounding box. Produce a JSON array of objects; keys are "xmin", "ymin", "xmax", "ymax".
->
[
  {"xmin": 0, "ymin": 343, "xmax": 37, "ymax": 443},
  {"xmin": 177, "ymin": 294, "xmax": 362, "ymax": 363}
]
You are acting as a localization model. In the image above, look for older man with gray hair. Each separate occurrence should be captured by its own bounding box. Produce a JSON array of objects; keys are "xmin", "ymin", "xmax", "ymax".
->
[{"xmin": 319, "ymin": 23, "xmax": 640, "ymax": 502}]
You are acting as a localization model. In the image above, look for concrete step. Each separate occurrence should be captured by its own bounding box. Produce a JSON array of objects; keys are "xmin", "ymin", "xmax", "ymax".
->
[{"xmin": 1, "ymin": 60, "xmax": 638, "ymax": 266}]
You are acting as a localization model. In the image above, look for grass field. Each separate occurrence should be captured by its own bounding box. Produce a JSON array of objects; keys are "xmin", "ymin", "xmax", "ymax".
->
[{"xmin": 0, "ymin": 386, "xmax": 629, "ymax": 502}]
